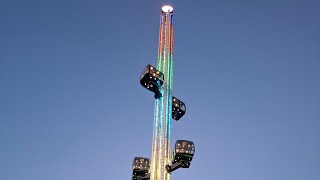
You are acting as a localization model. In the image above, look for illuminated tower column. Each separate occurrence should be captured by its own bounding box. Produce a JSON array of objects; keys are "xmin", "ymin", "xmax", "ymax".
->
[{"xmin": 150, "ymin": 5, "xmax": 174, "ymax": 180}]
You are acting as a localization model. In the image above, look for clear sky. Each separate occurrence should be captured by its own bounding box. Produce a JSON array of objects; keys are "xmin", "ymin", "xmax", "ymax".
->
[{"xmin": 1, "ymin": 0, "xmax": 320, "ymax": 180}]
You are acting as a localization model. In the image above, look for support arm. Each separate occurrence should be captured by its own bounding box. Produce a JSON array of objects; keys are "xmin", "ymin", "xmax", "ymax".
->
[{"xmin": 165, "ymin": 162, "xmax": 183, "ymax": 173}]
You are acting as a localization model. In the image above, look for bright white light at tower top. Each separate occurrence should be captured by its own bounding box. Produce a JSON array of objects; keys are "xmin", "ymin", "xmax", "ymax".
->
[{"xmin": 162, "ymin": 5, "xmax": 173, "ymax": 13}]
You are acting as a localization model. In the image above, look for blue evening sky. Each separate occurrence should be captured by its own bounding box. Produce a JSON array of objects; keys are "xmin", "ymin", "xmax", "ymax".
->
[{"xmin": 1, "ymin": 0, "xmax": 319, "ymax": 180}]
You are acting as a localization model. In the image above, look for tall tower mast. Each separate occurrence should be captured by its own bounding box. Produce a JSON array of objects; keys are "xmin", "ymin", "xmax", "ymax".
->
[
  {"xmin": 132, "ymin": 5, "xmax": 195, "ymax": 180},
  {"xmin": 150, "ymin": 5, "xmax": 174, "ymax": 180}
]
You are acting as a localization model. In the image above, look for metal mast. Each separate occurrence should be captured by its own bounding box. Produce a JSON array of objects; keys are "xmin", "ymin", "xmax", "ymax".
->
[{"xmin": 150, "ymin": 5, "xmax": 174, "ymax": 180}]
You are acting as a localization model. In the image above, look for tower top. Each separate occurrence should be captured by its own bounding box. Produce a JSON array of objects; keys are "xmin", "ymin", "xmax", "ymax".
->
[{"xmin": 161, "ymin": 5, "xmax": 173, "ymax": 13}]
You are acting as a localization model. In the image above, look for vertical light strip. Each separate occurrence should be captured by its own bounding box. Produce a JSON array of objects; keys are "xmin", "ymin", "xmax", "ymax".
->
[{"xmin": 151, "ymin": 7, "xmax": 174, "ymax": 180}]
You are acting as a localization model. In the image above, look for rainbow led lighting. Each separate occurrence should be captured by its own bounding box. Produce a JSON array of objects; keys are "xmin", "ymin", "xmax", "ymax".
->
[{"xmin": 150, "ymin": 5, "xmax": 174, "ymax": 180}]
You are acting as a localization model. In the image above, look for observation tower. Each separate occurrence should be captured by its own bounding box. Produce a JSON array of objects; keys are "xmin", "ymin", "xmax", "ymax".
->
[{"xmin": 132, "ymin": 5, "xmax": 195, "ymax": 180}]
